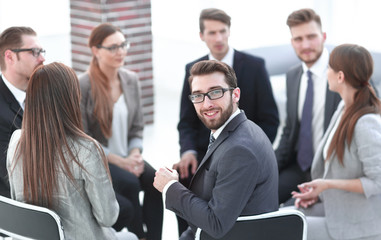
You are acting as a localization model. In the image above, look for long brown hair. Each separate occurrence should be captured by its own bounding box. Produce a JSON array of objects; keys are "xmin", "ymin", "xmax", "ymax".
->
[
  {"xmin": 327, "ymin": 44, "xmax": 381, "ymax": 164},
  {"xmin": 88, "ymin": 23, "xmax": 123, "ymax": 138},
  {"xmin": 14, "ymin": 62, "xmax": 109, "ymax": 208}
]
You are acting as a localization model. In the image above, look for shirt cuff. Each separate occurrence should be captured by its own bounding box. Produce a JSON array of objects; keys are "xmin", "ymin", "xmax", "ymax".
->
[
  {"xmin": 162, "ymin": 180, "xmax": 178, "ymax": 208},
  {"xmin": 181, "ymin": 150, "xmax": 197, "ymax": 158}
]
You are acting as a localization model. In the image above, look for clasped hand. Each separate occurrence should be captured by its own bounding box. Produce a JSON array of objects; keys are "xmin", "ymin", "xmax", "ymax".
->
[
  {"xmin": 292, "ymin": 179, "xmax": 328, "ymax": 208},
  {"xmin": 111, "ymin": 148, "xmax": 144, "ymax": 177}
]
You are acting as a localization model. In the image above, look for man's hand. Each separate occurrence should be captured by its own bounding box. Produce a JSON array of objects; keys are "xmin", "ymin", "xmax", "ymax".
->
[
  {"xmin": 172, "ymin": 152, "xmax": 198, "ymax": 179},
  {"xmin": 153, "ymin": 167, "xmax": 179, "ymax": 192}
]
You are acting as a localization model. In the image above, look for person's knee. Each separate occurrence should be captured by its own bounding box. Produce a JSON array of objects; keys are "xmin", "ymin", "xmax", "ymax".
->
[
  {"xmin": 114, "ymin": 173, "xmax": 142, "ymax": 195},
  {"xmin": 114, "ymin": 196, "xmax": 135, "ymax": 231}
]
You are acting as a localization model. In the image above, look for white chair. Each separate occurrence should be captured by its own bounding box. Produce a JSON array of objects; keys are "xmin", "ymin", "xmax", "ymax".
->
[
  {"xmin": 196, "ymin": 209, "xmax": 307, "ymax": 240},
  {"xmin": 0, "ymin": 195, "xmax": 64, "ymax": 240}
]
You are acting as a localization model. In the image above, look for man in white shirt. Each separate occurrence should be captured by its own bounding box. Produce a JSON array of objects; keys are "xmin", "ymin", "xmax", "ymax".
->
[
  {"xmin": 154, "ymin": 60, "xmax": 278, "ymax": 240},
  {"xmin": 275, "ymin": 8, "xmax": 341, "ymax": 205},
  {"xmin": 0, "ymin": 26, "xmax": 45, "ymax": 197}
]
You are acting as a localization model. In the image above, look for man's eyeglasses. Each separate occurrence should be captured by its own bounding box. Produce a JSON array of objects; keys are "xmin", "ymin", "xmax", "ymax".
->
[
  {"xmin": 97, "ymin": 41, "xmax": 130, "ymax": 54},
  {"xmin": 189, "ymin": 87, "xmax": 235, "ymax": 103},
  {"xmin": 11, "ymin": 48, "xmax": 46, "ymax": 58}
]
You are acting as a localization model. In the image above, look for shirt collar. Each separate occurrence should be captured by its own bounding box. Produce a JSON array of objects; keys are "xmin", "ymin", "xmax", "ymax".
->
[
  {"xmin": 209, "ymin": 46, "xmax": 234, "ymax": 67},
  {"xmin": 212, "ymin": 108, "xmax": 241, "ymax": 140},
  {"xmin": 302, "ymin": 47, "xmax": 329, "ymax": 77},
  {"xmin": 1, "ymin": 74, "xmax": 26, "ymax": 109}
]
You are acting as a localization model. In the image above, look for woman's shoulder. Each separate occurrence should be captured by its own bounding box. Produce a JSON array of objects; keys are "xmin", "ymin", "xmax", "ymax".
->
[
  {"xmin": 8, "ymin": 129, "xmax": 22, "ymax": 152},
  {"xmin": 78, "ymin": 72, "xmax": 91, "ymax": 88},
  {"xmin": 118, "ymin": 68, "xmax": 139, "ymax": 83},
  {"xmin": 74, "ymin": 137, "xmax": 99, "ymax": 154},
  {"xmin": 9, "ymin": 129, "xmax": 22, "ymax": 144},
  {"xmin": 7, "ymin": 129, "xmax": 22, "ymax": 166},
  {"xmin": 354, "ymin": 113, "xmax": 381, "ymax": 139},
  {"xmin": 357, "ymin": 113, "xmax": 381, "ymax": 126}
]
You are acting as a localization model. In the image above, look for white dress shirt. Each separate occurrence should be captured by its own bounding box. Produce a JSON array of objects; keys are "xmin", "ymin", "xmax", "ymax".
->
[
  {"xmin": 209, "ymin": 46, "xmax": 234, "ymax": 67},
  {"xmin": 108, "ymin": 94, "xmax": 129, "ymax": 157}
]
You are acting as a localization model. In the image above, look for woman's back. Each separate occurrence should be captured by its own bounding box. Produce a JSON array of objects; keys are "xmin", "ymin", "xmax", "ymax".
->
[{"xmin": 7, "ymin": 129, "xmax": 119, "ymax": 240}]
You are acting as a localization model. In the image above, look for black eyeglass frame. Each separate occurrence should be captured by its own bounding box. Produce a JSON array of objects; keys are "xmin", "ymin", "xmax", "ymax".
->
[
  {"xmin": 11, "ymin": 48, "xmax": 46, "ymax": 58},
  {"xmin": 189, "ymin": 87, "xmax": 235, "ymax": 103},
  {"xmin": 96, "ymin": 41, "xmax": 130, "ymax": 54}
]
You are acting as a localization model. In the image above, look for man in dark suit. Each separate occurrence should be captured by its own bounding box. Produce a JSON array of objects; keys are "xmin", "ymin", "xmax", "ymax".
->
[
  {"xmin": 276, "ymin": 9, "xmax": 341, "ymax": 205},
  {"xmin": 174, "ymin": 8, "xmax": 279, "ymax": 234},
  {"xmin": 154, "ymin": 60, "xmax": 278, "ymax": 240},
  {"xmin": 0, "ymin": 27, "xmax": 45, "ymax": 197}
]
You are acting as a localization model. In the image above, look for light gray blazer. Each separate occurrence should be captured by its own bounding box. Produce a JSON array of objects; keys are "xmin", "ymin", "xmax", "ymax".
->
[
  {"xmin": 7, "ymin": 130, "xmax": 120, "ymax": 240},
  {"xmin": 79, "ymin": 68, "xmax": 144, "ymax": 153},
  {"xmin": 311, "ymin": 101, "xmax": 381, "ymax": 239}
]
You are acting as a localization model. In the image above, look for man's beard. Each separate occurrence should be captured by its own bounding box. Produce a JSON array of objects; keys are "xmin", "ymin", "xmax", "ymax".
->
[
  {"xmin": 297, "ymin": 48, "xmax": 323, "ymax": 66},
  {"xmin": 197, "ymin": 99, "xmax": 234, "ymax": 131}
]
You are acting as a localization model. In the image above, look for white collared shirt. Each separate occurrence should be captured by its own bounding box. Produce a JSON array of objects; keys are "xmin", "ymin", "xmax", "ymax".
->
[
  {"xmin": 298, "ymin": 48, "xmax": 329, "ymax": 153},
  {"xmin": 2, "ymin": 74, "xmax": 26, "ymax": 110},
  {"xmin": 209, "ymin": 46, "xmax": 234, "ymax": 67}
]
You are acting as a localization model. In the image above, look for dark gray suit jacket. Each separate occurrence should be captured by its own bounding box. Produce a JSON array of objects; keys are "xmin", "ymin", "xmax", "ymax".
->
[
  {"xmin": 0, "ymin": 76, "xmax": 23, "ymax": 197},
  {"xmin": 166, "ymin": 112, "xmax": 278, "ymax": 239},
  {"xmin": 275, "ymin": 65, "xmax": 341, "ymax": 170}
]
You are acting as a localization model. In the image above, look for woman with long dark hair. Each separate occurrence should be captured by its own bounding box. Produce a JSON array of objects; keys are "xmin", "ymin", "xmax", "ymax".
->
[
  {"xmin": 292, "ymin": 44, "xmax": 381, "ymax": 239},
  {"xmin": 7, "ymin": 62, "xmax": 137, "ymax": 239},
  {"xmin": 79, "ymin": 23, "xmax": 163, "ymax": 240}
]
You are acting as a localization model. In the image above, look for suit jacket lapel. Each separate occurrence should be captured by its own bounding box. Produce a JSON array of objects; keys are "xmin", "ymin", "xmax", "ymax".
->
[
  {"xmin": 311, "ymin": 101, "xmax": 344, "ymax": 179},
  {"xmin": 0, "ymin": 76, "xmax": 23, "ymax": 119},
  {"xmin": 232, "ymin": 50, "xmax": 244, "ymax": 86},
  {"xmin": 189, "ymin": 112, "xmax": 247, "ymax": 187},
  {"xmin": 290, "ymin": 66, "xmax": 303, "ymax": 126}
]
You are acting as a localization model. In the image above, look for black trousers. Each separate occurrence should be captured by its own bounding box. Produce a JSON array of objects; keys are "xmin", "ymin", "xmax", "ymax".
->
[
  {"xmin": 0, "ymin": 179, "xmax": 10, "ymax": 198},
  {"xmin": 109, "ymin": 161, "xmax": 163, "ymax": 240},
  {"xmin": 278, "ymin": 162, "xmax": 311, "ymax": 205}
]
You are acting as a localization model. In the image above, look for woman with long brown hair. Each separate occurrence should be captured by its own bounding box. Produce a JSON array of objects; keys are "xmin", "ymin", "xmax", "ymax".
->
[
  {"xmin": 292, "ymin": 44, "xmax": 381, "ymax": 239},
  {"xmin": 79, "ymin": 23, "xmax": 163, "ymax": 240},
  {"xmin": 7, "ymin": 62, "xmax": 137, "ymax": 239}
]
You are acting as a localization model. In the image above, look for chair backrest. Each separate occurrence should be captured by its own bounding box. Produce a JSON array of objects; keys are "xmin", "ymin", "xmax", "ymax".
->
[
  {"xmin": 197, "ymin": 209, "xmax": 307, "ymax": 240},
  {"xmin": 0, "ymin": 195, "xmax": 65, "ymax": 240}
]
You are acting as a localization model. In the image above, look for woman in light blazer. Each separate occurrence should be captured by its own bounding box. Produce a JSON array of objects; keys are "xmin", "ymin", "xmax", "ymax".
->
[
  {"xmin": 292, "ymin": 44, "xmax": 381, "ymax": 240},
  {"xmin": 79, "ymin": 23, "xmax": 163, "ymax": 240},
  {"xmin": 7, "ymin": 62, "xmax": 137, "ymax": 240}
]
